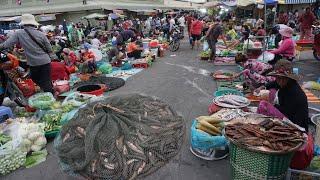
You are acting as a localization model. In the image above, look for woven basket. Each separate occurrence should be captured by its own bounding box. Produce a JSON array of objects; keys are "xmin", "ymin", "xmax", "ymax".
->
[
  {"xmin": 311, "ymin": 114, "xmax": 320, "ymax": 146},
  {"xmin": 229, "ymin": 142, "xmax": 294, "ymax": 180}
]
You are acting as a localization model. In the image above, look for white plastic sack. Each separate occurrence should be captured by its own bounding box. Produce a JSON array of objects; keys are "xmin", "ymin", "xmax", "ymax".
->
[
  {"xmin": 257, "ymin": 51, "xmax": 275, "ymax": 63},
  {"xmin": 203, "ymin": 41, "xmax": 209, "ymax": 51},
  {"xmin": 62, "ymin": 92, "xmax": 96, "ymax": 107}
]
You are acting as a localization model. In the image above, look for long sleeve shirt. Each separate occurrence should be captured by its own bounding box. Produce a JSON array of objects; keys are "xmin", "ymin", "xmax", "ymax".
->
[
  {"xmin": 0, "ymin": 26, "xmax": 52, "ymax": 66},
  {"xmin": 266, "ymin": 80, "xmax": 309, "ymax": 131},
  {"xmin": 270, "ymin": 38, "xmax": 295, "ymax": 58}
]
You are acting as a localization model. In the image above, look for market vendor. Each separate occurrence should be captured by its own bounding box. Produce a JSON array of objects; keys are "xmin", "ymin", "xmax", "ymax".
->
[
  {"xmin": 268, "ymin": 27, "xmax": 295, "ymax": 65},
  {"xmin": 62, "ymin": 48, "xmax": 78, "ymax": 66},
  {"xmin": 127, "ymin": 40, "xmax": 143, "ymax": 59},
  {"xmin": 234, "ymin": 53, "xmax": 275, "ymax": 90},
  {"xmin": 107, "ymin": 46, "xmax": 124, "ymax": 64},
  {"xmin": 0, "ymin": 14, "xmax": 53, "ymax": 93},
  {"xmin": 79, "ymin": 43, "xmax": 97, "ymax": 73},
  {"xmin": 256, "ymin": 60, "xmax": 309, "ymax": 131},
  {"xmin": 228, "ymin": 25, "xmax": 250, "ymax": 49},
  {"xmin": 116, "ymin": 29, "xmax": 136, "ymax": 46}
]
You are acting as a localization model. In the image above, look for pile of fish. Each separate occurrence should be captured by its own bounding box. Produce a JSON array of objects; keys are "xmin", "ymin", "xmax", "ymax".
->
[
  {"xmin": 55, "ymin": 94, "xmax": 185, "ymax": 180},
  {"xmin": 225, "ymin": 119, "xmax": 305, "ymax": 152},
  {"xmin": 214, "ymin": 95, "xmax": 250, "ymax": 108}
]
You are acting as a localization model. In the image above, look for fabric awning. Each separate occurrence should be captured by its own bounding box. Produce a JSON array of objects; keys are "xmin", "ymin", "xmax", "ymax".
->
[
  {"xmin": 280, "ymin": 0, "xmax": 316, "ymax": 4},
  {"xmin": 83, "ymin": 13, "xmax": 107, "ymax": 19},
  {"xmin": 237, "ymin": 0, "xmax": 257, "ymax": 6}
]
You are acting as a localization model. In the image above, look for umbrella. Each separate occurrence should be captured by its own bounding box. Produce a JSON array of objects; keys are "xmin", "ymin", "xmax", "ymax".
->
[{"xmin": 83, "ymin": 13, "xmax": 107, "ymax": 19}]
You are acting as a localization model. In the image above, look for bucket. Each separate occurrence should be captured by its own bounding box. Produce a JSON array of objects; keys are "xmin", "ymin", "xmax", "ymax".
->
[
  {"xmin": 143, "ymin": 41, "xmax": 149, "ymax": 50},
  {"xmin": 76, "ymin": 84, "xmax": 106, "ymax": 96},
  {"xmin": 150, "ymin": 48, "xmax": 158, "ymax": 57}
]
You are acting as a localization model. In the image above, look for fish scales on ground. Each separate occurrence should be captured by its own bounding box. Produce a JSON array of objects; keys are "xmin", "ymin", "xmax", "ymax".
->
[{"xmin": 55, "ymin": 94, "xmax": 185, "ymax": 179}]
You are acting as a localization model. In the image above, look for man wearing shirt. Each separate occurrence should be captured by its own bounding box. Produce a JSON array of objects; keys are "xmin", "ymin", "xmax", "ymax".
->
[{"xmin": 299, "ymin": 7, "xmax": 316, "ymax": 40}]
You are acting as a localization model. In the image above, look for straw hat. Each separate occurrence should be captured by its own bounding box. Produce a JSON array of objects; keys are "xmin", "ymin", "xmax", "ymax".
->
[
  {"xmin": 279, "ymin": 27, "xmax": 293, "ymax": 38},
  {"xmin": 268, "ymin": 60, "xmax": 300, "ymax": 81},
  {"xmin": 19, "ymin": 14, "xmax": 39, "ymax": 26}
]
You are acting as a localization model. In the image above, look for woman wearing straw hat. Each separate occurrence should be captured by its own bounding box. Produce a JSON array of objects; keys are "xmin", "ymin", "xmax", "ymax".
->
[
  {"xmin": 269, "ymin": 27, "xmax": 295, "ymax": 65},
  {"xmin": 0, "ymin": 14, "xmax": 53, "ymax": 93},
  {"xmin": 256, "ymin": 60, "xmax": 309, "ymax": 131}
]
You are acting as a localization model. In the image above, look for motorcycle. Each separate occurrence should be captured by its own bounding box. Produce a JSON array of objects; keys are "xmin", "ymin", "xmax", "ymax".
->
[
  {"xmin": 0, "ymin": 51, "xmax": 29, "ymax": 107},
  {"xmin": 312, "ymin": 25, "xmax": 320, "ymax": 61},
  {"xmin": 169, "ymin": 25, "xmax": 184, "ymax": 52}
]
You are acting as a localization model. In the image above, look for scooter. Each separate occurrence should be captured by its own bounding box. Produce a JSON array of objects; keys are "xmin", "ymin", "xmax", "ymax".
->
[
  {"xmin": 0, "ymin": 51, "xmax": 29, "ymax": 107},
  {"xmin": 312, "ymin": 25, "xmax": 320, "ymax": 61}
]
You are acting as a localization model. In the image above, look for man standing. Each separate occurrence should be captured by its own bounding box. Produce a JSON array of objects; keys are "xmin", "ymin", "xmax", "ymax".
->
[
  {"xmin": 206, "ymin": 18, "xmax": 228, "ymax": 61},
  {"xmin": 178, "ymin": 15, "xmax": 186, "ymax": 35},
  {"xmin": 278, "ymin": 11, "xmax": 288, "ymax": 25},
  {"xmin": 0, "ymin": 14, "xmax": 53, "ymax": 93},
  {"xmin": 299, "ymin": 7, "xmax": 316, "ymax": 40},
  {"xmin": 190, "ymin": 15, "xmax": 203, "ymax": 50}
]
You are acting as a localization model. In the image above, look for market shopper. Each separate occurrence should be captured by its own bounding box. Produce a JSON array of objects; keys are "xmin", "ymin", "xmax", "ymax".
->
[
  {"xmin": 256, "ymin": 60, "xmax": 309, "ymax": 131},
  {"xmin": 269, "ymin": 27, "xmax": 295, "ymax": 65},
  {"xmin": 127, "ymin": 40, "xmax": 143, "ymax": 59},
  {"xmin": 0, "ymin": 14, "xmax": 53, "ymax": 93},
  {"xmin": 190, "ymin": 15, "xmax": 203, "ymax": 50},
  {"xmin": 205, "ymin": 19, "xmax": 228, "ymax": 61},
  {"xmin": 234, "ymin": 53, "xmax": 275, "ymax": 90},
  {"xmin": 79, "ymin": 43, "xmax": 96, "ymax": 73},
  {"xmin": 299, "ymin": 7, "xmax": 316, "ymax": 40}
]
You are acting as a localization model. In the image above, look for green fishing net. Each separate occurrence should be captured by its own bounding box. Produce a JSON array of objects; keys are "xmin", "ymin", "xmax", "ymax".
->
[{"xmin": 55, "ymin": 94, "xmax": 185, "ymax": 179}]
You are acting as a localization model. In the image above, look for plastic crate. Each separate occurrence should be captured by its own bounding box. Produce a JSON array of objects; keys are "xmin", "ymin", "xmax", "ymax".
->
[
  {"xmin": 214, "ymin": 89, "xmax": 243, "ymax": 97},
  {"xmin": 286, "ymin": 168, "xmax": 320, "ymax": 180},
  {"xmin": 133, "ymin": 63, "xmax": 149, "ymax": 69},
  {"xmin": 230, "ymin": 142, "xmax": 294, "ymax": 180}
]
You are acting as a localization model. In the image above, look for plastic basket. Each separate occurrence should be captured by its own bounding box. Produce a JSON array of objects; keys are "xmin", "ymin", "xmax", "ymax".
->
[
  {"xmin": 286, "ymin": 168, "xmax": 320, "ymax": 180},
  {"xmin": 229, "ymin": 142, "xmax": 294, "ymax": 180},
  {"xmin": 311, "ymin": 114, "xmax": 320, "ymax": 146},
  {"xmin": 214, "ymin": 89, "xmax": 243, "ymax": 97}
]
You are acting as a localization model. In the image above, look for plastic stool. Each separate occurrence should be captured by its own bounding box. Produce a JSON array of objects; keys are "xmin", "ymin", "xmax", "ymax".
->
[{"xmin": 0, "ymin": 106, "xmax": 13, "ymax": 123}]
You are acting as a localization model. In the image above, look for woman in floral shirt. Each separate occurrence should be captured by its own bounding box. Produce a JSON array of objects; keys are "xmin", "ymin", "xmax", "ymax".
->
[{"xmin": 235, "ymin": 53, "xmax": 275, "ymax": 89}]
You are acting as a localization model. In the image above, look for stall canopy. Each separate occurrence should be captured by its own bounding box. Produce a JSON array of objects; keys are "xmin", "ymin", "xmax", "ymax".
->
[
  {"xmin": 279, "ymin": 0, "xmax": 316, "ymax": 4},
  {"xmin": 36, "ymin": 14, "xmax": 56, "ymax": 22},
  {"xmin": 82, "ymin": 13, "xmax": 107, "ymax": 19},
  {"xmin": 0, "ymin": 16, "xmax": 21, "ymax": 22},
  {"xmin": 237, "ymin": 0, "xmax": 256, "ymax": 6},
  {"xmin": 256, "ymin": 0, "xmax": 278, "ymax": 4}
]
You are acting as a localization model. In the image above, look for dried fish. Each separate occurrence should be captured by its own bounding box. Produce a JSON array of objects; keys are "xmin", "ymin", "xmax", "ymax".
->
[
  {"xmin": 116, "ymin": 136, "xmax": 124, "ymax": 151},
  {"xmin": 91, "ymin": 160, "xmax": 97, "ymax": 173},
  {"xmin": 62, "ymin": 133, "xmax": 70, "ymax": 143},
  {"xmin": 104, "ymin": 163, "xmax": 115, "ymax": 170},
  {"xmin": 137, "ymin": 161, "xmax": 146, "ymax": 175},
  {"xmin": 127, "ymin": 141, "xmax": 144, "ymax": 154},
  {"xmin": 76, "ymin": 127, "xmax": 86, "ymax": 136},
  {"xmin": 123, "ymin": 145, "xmax": 128, "ymax": 155},
  {"xmin": 127, "ymin": 159, "xmax": 138, "ymax": 165}
]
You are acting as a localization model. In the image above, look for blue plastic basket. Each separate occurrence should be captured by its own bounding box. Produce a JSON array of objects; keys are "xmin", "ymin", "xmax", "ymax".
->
[{"xmin": 214, "ymin": 88, "xmax": 243, "ymax": 97}]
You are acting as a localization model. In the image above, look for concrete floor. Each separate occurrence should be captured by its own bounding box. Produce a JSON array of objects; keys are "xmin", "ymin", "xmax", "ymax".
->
[{"xmin": 2, "ymin": 43, "xmax": 320, "ymax": 180}]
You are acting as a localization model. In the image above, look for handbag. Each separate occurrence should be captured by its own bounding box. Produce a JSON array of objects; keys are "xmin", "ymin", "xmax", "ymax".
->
[
  {"xmin": 53, "ymin": 79, "xmax": 70, "ymax": 95},
  {"xmin": 24, "ymin": 29, "xmax": 54, "ymax": 60}
]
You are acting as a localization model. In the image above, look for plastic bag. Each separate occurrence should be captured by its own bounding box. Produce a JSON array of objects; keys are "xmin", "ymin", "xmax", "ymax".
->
[
  {"xmin": 257, "ymin": 51, "xmax": 275, "ymax": 63},
  {"xmin": 190, "ymin": 120, "xmax": 227, "ymax": 151},
  {"xmin": 98, "ymin": 62, "xmax": 113, "ymax": 74},
  {"xmin": 28, "ymin": 92, "xmax": 56, "ymax": 110},
  {"xmin": 203, "ymin": 41, "xmax": 209, "ymax": 51},
  {"xmin": 121, "ymin": 62, "xmax": 132, "ymax": 70},
  {"xmin": 303, "ymin": 81, "xmax": 320, "ymax": 90},
  {"xmin": 62, "ymin": 92, "xmax": 96, "ymax": 107},
  {"xmin": 24, "ymin": 149, "xmax": 48, "ymax": 168},
  {"xmin": 290, "ymin": 133, "xmax": 314, "ymax": 169}
]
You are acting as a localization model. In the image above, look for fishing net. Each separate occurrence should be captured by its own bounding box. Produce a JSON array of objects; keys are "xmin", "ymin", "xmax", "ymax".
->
[
  {"xmin": 55, "ymin": 94, "xmax": 185, "ymax": 179},
  {"xmin": 72, "ymin": 75, "xmax": 125, "ymax": 92}
]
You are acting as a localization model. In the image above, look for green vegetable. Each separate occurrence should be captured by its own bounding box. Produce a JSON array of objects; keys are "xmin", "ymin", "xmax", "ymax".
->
[
  {"xmin": 200, "ymin": 51, "xmax": 210, "ymax": 57},
  {"xmin": 0, "ymin": 151, "xmax": 27, "ymax": 175},
  {"xmin": 24, "ymin": 149, "xmax": 47, "ymax": 168},
  {"xmin": 41, "ymin": 111, "xmax": 63, "ymax": 132},
  {"xmin": 0, "ymin": 134, "xmax": 11, "ymax": 146}
]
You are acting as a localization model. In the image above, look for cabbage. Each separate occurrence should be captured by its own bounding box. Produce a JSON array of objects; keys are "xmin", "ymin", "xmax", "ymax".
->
[
  {"xmin": 33, "ymin": 137, "xmax": 47, "ymax": 147},
  {"xmin": 30, "ymin": 145, "xmax": 42, "ymax": 152}
]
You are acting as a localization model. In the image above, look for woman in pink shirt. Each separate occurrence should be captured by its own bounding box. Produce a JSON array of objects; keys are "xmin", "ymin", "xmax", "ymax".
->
[
  {"xmin": 190, "ymin": 15, "xmax": 203, "ymax": 50},
  {"xmin": 269, "ymin": 27, "xmax": 295, "ymax": 65}
]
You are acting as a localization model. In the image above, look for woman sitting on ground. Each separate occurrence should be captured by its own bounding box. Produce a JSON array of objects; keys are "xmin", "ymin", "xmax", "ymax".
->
[
  {"xmin": 256, "ymin": 60, "xmax": 309, "ymax": 131},
  {"xmin": 126, "ymin": 40, "xmax": 143, "ymax": 59},
  {"xmin": 268, "ymin": 27, "xmax": 295, "ymax": 65},
  {"xmin": 234, "ymin": 53, "xmax": 275, "ymax": 90}
]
